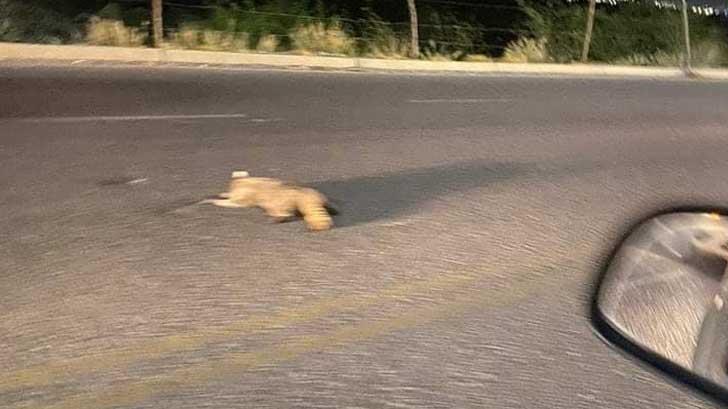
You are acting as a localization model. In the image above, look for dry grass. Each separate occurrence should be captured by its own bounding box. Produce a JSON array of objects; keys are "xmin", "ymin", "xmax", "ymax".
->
[
  {"xmin": 366, "ymin": 36, "xmax": 410, "ymax": 59},
  {"xmin": 361, "ymin": 15, "xmax": 411, "ymax": 59},
  {"xmin": 171, "ymin": 24, "xmax": 249, "ymax": 51},
  {"xmin": 422, "ymin": 48, "xmax": 468, "ymax": 61},
  {"xmin": 86, "ymin": 17, "xmax": 146, "ymax": 47},
  {"xmin": 463, "ymin": 54, "xmax": 493, "ymax": 62},
  {"xmin": 423, "ymin": 52, "xmax": 451, "ymax": 61},
  {"xmin": 614, "ymin": 51, "xmax": 680, "ymax": 67},
  {"xmin": 501, "ymin": 37, "xmax": 549, "ymax": 63},
  {"xmin": 291, "ymin": 22, "xmax": 354, "ymax": 56},
  {"xmin": 255, "ymin": 34, "xmax": 279, "ymax": 53},
  {"xmin": 612, "ymin": 45, "xmax": 728, "ymax": 68}
]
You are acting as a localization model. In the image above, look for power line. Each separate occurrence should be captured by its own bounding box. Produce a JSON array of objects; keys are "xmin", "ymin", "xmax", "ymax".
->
[
  {"xmin": 163, "ymin": 1, "xmax": 214, "ymax": 9},
  {"xmin": 416, "ymin": 0, "xmax": 526, "ymax": 11}
]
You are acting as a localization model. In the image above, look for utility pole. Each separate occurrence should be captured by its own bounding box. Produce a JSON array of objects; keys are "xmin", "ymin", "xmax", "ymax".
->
[
  {"xmin": 407, "ymin": 0, "xmax": 420, "ymax": 58},
  {"xmin": 151, "ymin": 0, "xmax": 163, "ymax": 48},
  {"xmin": 581, "ymin": 0, "xmax": 596, "ymax": 63},
  {"xmin": 681, "ymin": 0, "xmax": 692, "ymax": 74}
]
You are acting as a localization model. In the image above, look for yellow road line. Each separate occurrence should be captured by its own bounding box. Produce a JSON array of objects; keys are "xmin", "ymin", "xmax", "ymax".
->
[
  {"xmin": 2, "ymin": 270, "xmax": 480, "ymax": 392},
  {"xmin": 43, "ymin": 272, "xmax": 544, "ymax": 409}
]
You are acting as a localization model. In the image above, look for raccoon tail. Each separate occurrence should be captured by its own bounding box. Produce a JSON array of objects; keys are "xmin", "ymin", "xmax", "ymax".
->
[
  {"xmin": 302, "ymin": 205, "xmax": 333, "ymax": 231},
  {"xmin": 171, "ymin": 194, "xmax": 233, "ymax": 213}
]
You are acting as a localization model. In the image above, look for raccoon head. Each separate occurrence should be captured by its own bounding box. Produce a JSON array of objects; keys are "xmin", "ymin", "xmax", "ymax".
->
[{"xmin": 231, "ymin": 170, "xmax": 250, "ymax": 179}]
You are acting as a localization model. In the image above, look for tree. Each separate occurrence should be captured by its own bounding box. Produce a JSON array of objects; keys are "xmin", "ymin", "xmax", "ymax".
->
[
  {"xmin": 151, "ymin": 0, "xmax": 163, "ymax": 48},
  {"xmin": 581, "ymin": 0, "xmax": 596, "ymax": 62},
  {"xmin": 681, "ymin": 0, "xmax": 692, "ymax": 73},
  {"xmin": 406, "ymin": 0, "xmax": 419, "ymax": 58}
]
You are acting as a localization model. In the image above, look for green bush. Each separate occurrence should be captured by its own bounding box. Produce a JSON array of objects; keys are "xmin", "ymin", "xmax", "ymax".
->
[
  {"xmin": 521, "ymin": 0, "xmax": 728, "ymax": 66},
  {"xmin": 691, "ymin": 41, "xmax": 728, "ymax": 67},
  {"xmin": 0, "ymin": 0, "xmax": 81, "ymax": 44},
  {"xmin": 419, "ymin": 10, "xmax": 478, "ymax": 59},
  {"xmin": 590, "ymin": 3, "xmax": 682, "ymax": 62},
  {"xmin": 361, "ymin": 11, "xmax": 411, "ymax": 58},
  {"xmin": 205, "ymin": 2, "xmax": 307, "ymax": 50},
  {"xmin": 96, "ymin": 2, "xmax": 123, "ymax": 20}
]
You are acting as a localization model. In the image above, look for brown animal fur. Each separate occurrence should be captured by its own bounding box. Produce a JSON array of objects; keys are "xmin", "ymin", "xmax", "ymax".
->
[{"xmin": 208, "ymin": 173, "xmax": 334, "ymax": 231}]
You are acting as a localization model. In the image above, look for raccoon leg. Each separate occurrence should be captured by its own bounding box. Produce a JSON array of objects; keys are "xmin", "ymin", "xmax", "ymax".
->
[
  {"xmin": 262, "ymin": 204, "xmax": 296, "ymax": 223},
  {"xmin": 208, "ymin": 198, "xmax": 246, "ymax": 208},
  {"xmin": 272, "ymin": 215, "xmax": 297, "ymax": 223}
]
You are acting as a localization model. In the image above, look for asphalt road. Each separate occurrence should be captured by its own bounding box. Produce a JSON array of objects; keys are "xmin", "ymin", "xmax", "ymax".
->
[{"xmin": 2, "ymin": 63, "xmax": 728, "ymax": 409}]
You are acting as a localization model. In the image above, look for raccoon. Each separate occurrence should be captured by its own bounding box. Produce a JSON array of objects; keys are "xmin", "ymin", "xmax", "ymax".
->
[{"xmin": 208, "ymin": 171, "xmax": 336, "ymax": 231}]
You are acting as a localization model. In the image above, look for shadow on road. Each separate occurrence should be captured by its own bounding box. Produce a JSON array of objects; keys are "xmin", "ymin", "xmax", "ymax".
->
[{"xmin": 311, "ymin": 160, "xmax": 533, "ymax": 228}]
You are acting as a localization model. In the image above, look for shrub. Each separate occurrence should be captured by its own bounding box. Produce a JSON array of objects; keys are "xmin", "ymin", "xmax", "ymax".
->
[
  {"xmin": 362, "ymin": 12, "xmax": 410, "ymax": 58},
  {"xmin": 464, "ymin": 54, "xmax": 493, "ymax": 62},
  {"xmin": 521, "ymin": 0, "xmax": 728, "ymax": 66},
  {"xmin": 291, "ymin": 21, "xmax": 354, "ymax": 55},
  {"xmin": 691, "ymin": 40, "xmax": 728, "ymax": 67},
  {"xmin": 422, "ymin": 50, "xmax": 451, "ymax": 61},
  {"xmin": 501, "ymin": 37, "xmax": 550, "ymax": 63},
  {"xmin": 614, "ymin": 51, "xmax": 680, "ymax": 67},
  {"xmin": 0, "ymin": 0, "xmax": 80, "ymax": 44},
  {"xmin": 419, "ymin": 10, "xmax": 478, "ymax": 59},
  {"xmin": 367, "ymin": 37, "xmax": 410, "ymax": 58},
  {"xmin": 207, "ymin": 3, "xmax": 304, "ymax": 50},
  {"xmin": 255, "ymin": 34, "xmax": 279, "ymax": 52},
  {"xmin": 172, "ymin": 24, "xmax": 249, "ymax": 51},
  {"xmin": 172, "ymin": 25, "xmax": 203, "ymax": 49},
  {"xmin": 86, "ymin": 17, "xmax": 146, "ymax": 47},
  {"xmin": 96, "ymin": 3, "xmax": 123, "ymax": 21},
  {"xmin": 615, "ymin": 42, "xmax": 728, "ymax": 68}
]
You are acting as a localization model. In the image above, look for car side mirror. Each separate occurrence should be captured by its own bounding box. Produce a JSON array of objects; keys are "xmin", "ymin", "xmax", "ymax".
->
[{"xmin": 595, "ymin": 212, "xmax": 728, "ymax": 401}]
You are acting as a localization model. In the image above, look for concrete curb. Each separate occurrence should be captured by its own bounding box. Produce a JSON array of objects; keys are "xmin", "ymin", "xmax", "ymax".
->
[
  {"xmin": 2, "ymin": 42, "xmax": 726, "ymax": 79},
  {"xmin": 355, "ymin": 57, "xmax": 681, "ymax": 77}
]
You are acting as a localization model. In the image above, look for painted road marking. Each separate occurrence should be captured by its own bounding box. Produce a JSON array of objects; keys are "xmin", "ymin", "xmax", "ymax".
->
[
  {"xmin": 6, "ymin": 113, "xmax": 251, "ymax": 123},
  {"xmin": 43, "ymin": 271, "xmax": 548, "ymax": 409},
  {"xmin": 126, "ymin": 178, "xmax": 148, "ymax": 185},
  {"xmin": 1, "ymin": 271, "xmax": 481, "ymax": 393},
  {"xmin": 407, "ymin": 98, "xmax": 512, "ymax": 103}
]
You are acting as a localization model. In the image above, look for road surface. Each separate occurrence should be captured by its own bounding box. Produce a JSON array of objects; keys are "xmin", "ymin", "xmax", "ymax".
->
[{"xmin": 2, "ymin": 63, "xmax": 728, "ymax": 408}]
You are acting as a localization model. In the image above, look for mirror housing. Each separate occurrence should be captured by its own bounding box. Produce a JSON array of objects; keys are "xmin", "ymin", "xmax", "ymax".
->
[{"xmin": 596, "ymin": 212, "xmax": 728, "ymax": 400}]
